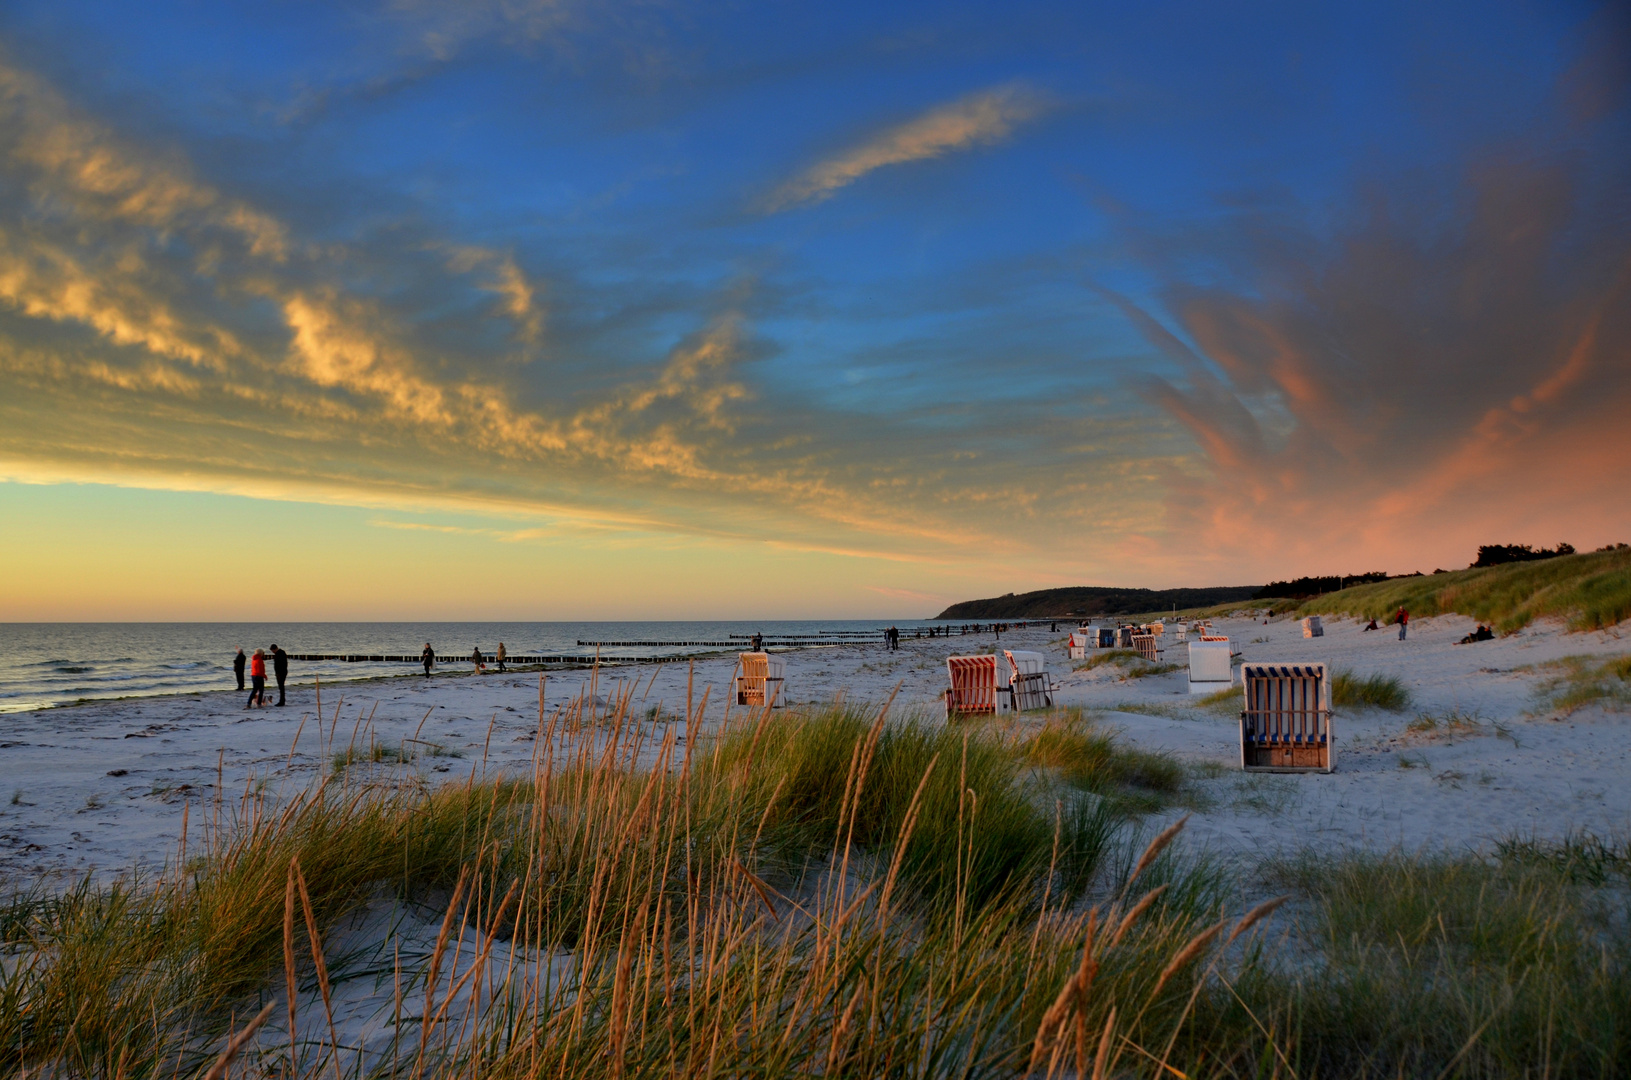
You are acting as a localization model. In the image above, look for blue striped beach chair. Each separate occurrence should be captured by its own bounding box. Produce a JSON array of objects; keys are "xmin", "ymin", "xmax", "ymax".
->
[{"xmin": 1240, "ymin": 662, "xmax": 1333, "ymax": 773}]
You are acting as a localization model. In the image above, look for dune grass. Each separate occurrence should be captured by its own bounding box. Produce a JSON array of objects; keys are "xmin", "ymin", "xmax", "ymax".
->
[
  {"xmin": 1077, "ymin": 647, "xmax": 1142, "ymax": 670},
  {"xmin": 3, "ymin": 693, "xmax": 1629, "ymax": 1078},
  {"xmin": 1076, "ymin": 649, "xmax": 1182, "ymax": 678},
  {"xmin": 1021, "ymin": 710, "xmax": 1189, "ymax": 815},
  {"xmin": 1261, "ymin": 844, "xmax": 1631, "ymax": 1076},
  {"xmin": 1297, "ymin": 546, "xmax": 1631, "ymax": 632},
  {"xmin": 1527, "ymin": 652, "xmax": 1631, "ymax": 715},
  {"xmin": 1331, "ymin": 667, "xmax": 1413, "ymax": 711}
]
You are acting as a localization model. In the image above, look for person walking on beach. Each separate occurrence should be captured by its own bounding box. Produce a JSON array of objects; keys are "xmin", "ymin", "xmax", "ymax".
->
[
  {"xmin": 233, "ymin": 648, "xmax": 246, "ymax": 691},
  {"xmin": 246, "ymin": 648, "xmax": 267, "ymax": 708},
  {"xmin": 422, "ymin": 643, "xmax": 434, "ymax": 677},
  {"xmin": 271, "ymin": 643, "xmax": 289, "ymax": 706},
  {"xmin": 496, "ymin": 642, "xmax": 508, "ymax": 673},
  {"xmin": 1396, "ymin": 607, "xmax": 1410, "ymax": 641},
  {"xmin": 751, "ymin": 631, "xmax": 763, "ymax": 652},
  {"xmin": 471, "ymin": 645, "xmax": 485, "ymax": 673}
]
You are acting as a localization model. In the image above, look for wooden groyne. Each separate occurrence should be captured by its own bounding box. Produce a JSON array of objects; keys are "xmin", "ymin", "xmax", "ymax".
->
[
  {"xmin": 284, "ymin": 652, "xmax": 690, "ymax": 665},
  {"xmin": 282, "ymin": 622, "xmax": 1054, "ymax": 665}
]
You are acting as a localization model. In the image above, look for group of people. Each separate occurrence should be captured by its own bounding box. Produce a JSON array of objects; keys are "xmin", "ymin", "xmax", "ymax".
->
[
  {"xmin": 420, "ymin": 642, "xmax": 509, "ymax": 677},
  {"xmin": 1458, "ymin": 624, "xmax": 1496, "ymax": 644},
  {"xmin": 234, "ymin": 645, "xmax": 288, "ymax": 708},
  {"xmin": 1360, "ymin": 608, "xmax": 1411, "ymax": 639}
]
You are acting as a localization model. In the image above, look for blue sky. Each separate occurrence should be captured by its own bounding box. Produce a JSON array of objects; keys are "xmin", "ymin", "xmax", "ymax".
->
[{"xmin": 0, "ymin": 0, "xmax": 1626, "ymax": 618}]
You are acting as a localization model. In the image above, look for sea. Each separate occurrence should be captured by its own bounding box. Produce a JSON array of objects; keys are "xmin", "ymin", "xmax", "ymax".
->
[{"xmin": 0, "ymin": 620, "xmax": 963, "ymax": 713}]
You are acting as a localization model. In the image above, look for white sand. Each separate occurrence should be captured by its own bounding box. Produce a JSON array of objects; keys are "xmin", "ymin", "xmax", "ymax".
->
[{"xmin": 1, "ymin": 613, "xmax": 1627, "ymax": 882}]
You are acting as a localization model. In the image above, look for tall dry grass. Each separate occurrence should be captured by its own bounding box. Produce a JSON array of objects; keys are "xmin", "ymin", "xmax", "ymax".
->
[{"xmin": 2, "ymin": 681, "xmax": 1628, "ymax": 1078}]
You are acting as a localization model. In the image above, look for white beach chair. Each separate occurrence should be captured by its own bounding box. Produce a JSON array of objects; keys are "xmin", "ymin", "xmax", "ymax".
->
[
  {"xmin": 1003, "ymin": 649, "xmax": 1053, "ymax": 710},
  {"xmin": 1067, "ymin": 631, "xmax": 1089, "ymax": 661},
  {"xmin": 734, "ymin": 652, "xmax": 785, "ymax": 707},
  {"xmin": 1240, "ymin": 662, "xmax": 1333, "ymax": 773},
  {"xmin": 1187, "ymin": 639, "xmax": 1233, "ymax": 694},
  {"xmin": 1300, "ymin": 616, "xmax": 1324, "ymax": 638},
  {"xmin": 1132, "ymin": 633, "xmax": 1160, "ymax": 663}
]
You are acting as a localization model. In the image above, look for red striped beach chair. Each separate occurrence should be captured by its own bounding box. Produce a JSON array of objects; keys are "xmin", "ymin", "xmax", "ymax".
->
[{"xmin": 945, "ymin": 655, "xmax": 1000, "ymax": 719}]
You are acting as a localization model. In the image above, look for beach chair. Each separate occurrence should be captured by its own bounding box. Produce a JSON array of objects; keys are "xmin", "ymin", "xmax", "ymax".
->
[
  {"xmin": 1067, "ymin": 632, "xmax": 1089, "ymax": 661},
  {"xmin": 734, "ymin": 652, "xmax": 785, "ymax": 708},
  {"xmin": 1003, "ymin": 649, "xmax": 1053, "ymax": 710},
  {"xmin": 1187, "ymin": 639, "xmax": 1233, "ymax": 694},
  {"xmin": 945, "ymin": 655, "xmax": 1001, "ymax": 719},
  {"xmin": 1300, "ymin": 616, "xmax": 1324, "ymax": 639},
  {"xmin": 1240, "ymin": 662, "xmax": 1333, "ymax": 773},
  {"xmin": 1174, "ymin": 625, "xmax": 1188, "ymax": 643},
  {"xmin": 1132, "ymin": 633, "xmax": 1160, "ymax": 663},
  {"xmin": 1116, "ymin": 626, "xmax": 1135, "ymax": 648},
  {"xmin": 1201, "ymin": 633, "xmax": 1242, "ymax": 658}
]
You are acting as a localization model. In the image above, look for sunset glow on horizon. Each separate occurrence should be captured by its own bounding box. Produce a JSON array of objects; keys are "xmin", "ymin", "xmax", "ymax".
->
[{"xmin": 1, "ymin": 1, "xmax": 1627, "ymax": 620}]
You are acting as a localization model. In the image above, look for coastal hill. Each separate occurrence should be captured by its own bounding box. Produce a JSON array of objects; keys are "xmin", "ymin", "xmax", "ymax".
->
[{"xmin": 935, "ymin": 585, "xmax": 1260, "ymax": 620}]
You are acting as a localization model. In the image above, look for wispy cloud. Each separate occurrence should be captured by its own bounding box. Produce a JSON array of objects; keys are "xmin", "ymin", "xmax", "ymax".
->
[{"xmin": 762, "ymin": 84, "xmax": 1048, "ymax": 212}]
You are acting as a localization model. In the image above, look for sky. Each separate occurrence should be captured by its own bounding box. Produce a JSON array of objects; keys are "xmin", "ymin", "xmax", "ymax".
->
[{"xmin": 0, "ymin": 0, "xmax": 1627, "ymax": 620}]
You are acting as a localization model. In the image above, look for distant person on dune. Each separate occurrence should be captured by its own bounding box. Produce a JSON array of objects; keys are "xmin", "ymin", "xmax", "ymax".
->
[
  {"xmin": 246, "ymin": 648, "xmax": 266, "ymax": 708},
  {"xmin": 421, "ymin": 643, "xmax": 434, "ymax": 678},
  {"xmin": 233, "ymin": 647, "xmax": 246, "ymax": 690},
  {"xmin": 271, "ymin": 644, "xmax": 288, "ymax": 706},
  {"xmin": 1396, "ymin": 607, "xmax": 1409, "ymax": 641},
  {"xmin": 496, "ymin": 642, "xmax": 507, "ymax": 672}
]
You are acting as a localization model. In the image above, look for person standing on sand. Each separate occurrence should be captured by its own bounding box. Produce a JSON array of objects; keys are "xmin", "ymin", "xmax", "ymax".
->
[
  {"xmin": 496, "ymin": 642, "xmax": 507, "ymax": 673},
  {"xmin": 1396, "ymin": 607, "xmax": 1409, "ymax": 641},
  {"xmin": 247, "ymin": 648, "xmax": 266, "ymax": 708},
  {"xmin": 422, "ymin": 643, "xmax": 434, "ymax": 678},
  {"xmin": 471, "ymin": 645, "xmax": 485, "ymax": 673},
  {"xmin": 271, "ymin": 644, "xmax": 289, "ymax": 706},
  {"xmin": 233, "ymin": 648, "xmax": 246, "ymax": 691}
]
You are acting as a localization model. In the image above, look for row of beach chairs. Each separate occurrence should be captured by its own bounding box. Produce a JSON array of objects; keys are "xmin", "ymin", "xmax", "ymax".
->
[{"xmin": 739, "ymin": 632, "xmax": 1333, "ymax": 776}]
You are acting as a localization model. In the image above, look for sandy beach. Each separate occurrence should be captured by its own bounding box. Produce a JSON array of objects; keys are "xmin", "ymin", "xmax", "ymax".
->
[{"xmin": 2, "ymin": 612, "xmax": 1627, "ymax": 881}]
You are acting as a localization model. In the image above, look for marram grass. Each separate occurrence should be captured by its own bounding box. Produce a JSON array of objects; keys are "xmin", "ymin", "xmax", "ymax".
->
[
  {"xmin": 1298, "ymin": 546, "xmax": 1631, "ymax": 632},
  {"xmin": 2, "ymin": 691, "xmax": 1628, "ymax": 1078}
]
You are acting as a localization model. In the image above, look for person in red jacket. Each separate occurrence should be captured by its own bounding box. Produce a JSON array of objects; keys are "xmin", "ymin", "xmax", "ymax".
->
[
  {"xmin": 247, "ymin": 648, "xmax": 267, "ymax": 708},
  {"xmin": 1396, "ymin": 607, "xmax": 1409, "ymax": 641}
]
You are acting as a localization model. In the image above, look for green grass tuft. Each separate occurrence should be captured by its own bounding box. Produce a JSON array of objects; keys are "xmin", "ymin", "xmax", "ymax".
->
[
  {"xmin": 1331, "ymin": 668, "xmax": 1412, "ymax": 710},
  {"xmin": 1528, "ymin": 652, "xmax": 1631, "ymax": 715}
]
